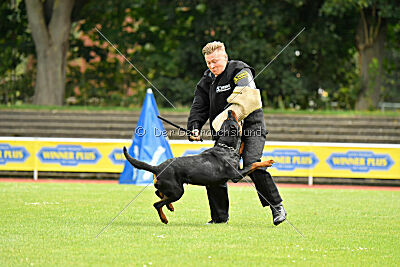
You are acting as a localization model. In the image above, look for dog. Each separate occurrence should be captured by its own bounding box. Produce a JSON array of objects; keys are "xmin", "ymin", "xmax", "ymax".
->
[{"xmin": 123, "ymin": 110, "xmax": 274, "ymax": 224}]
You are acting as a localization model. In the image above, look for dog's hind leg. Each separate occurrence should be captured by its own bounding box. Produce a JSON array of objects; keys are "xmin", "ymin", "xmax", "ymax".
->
[
  {"xmin": 154, "ymin": 196, "xmax": 169, "ymax": 224},
  {"xmin": 155, "ymin": 190, "xmax": 174, "ymax": 212},
  {"xmin": 153, "ymin": 186, "xmax": 184, "ymax": 224}
]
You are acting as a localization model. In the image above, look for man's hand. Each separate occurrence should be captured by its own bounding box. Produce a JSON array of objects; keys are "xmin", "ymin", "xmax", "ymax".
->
[{"xmin": 188, "ymin": 129, "xmax": 202, "ymax": 142}]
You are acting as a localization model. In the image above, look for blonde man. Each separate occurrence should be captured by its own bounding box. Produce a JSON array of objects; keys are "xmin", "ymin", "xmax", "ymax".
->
[{"xmin": 187, "ymin": 41, "xmax": 286, "ymax": 225}]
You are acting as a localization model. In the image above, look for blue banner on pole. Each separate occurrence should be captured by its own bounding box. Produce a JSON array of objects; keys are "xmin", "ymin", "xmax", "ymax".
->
[{"xmin": 119, "ymin": 89, "xmax": 173, "ymax": 185}]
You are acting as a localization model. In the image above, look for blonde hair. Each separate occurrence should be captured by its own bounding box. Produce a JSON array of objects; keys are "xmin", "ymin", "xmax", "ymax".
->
[{"xmin": 202, "ymin": 41, "xmax": 226, "ymax": 55}]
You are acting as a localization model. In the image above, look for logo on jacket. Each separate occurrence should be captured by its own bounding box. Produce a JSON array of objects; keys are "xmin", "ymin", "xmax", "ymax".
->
[
  {"xmin": 234, "ymin": 71, "xmax": 249, "ymax": 84},
  {"xmin": 216, "ymin": 84, "xmax": 231, "ymax": 93}
]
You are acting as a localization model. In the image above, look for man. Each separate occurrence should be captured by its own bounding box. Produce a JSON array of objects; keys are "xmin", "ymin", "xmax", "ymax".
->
[{"xmin": 187, "ymin": 41, "xmax": 287, "ymax": 226}]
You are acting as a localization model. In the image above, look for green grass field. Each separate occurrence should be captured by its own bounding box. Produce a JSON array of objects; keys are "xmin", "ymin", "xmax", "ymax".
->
[{"xmin": 1, "ymin": 182, "xmax": 399, "ymax": 266}]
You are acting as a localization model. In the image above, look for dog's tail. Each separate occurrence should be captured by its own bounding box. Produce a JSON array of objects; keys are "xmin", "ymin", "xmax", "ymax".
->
[{"xmin": 123, "ymin": 146, "xmax": 157, "ymax": 174}]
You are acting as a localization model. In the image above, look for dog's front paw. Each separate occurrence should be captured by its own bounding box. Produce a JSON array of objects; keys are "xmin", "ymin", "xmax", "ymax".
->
[{"xmin": 263, "ymin": 160, "xmax": 274, "ymax": 168}]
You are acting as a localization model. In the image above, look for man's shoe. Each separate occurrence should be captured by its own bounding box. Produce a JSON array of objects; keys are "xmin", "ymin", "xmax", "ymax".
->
[
  {"xmin": 270, "ymin": 204, "xmax": 287, "ymax": 226},
  {"xmin": 205, "ymin": 219, "xmax": 228, "ymax": 225}
]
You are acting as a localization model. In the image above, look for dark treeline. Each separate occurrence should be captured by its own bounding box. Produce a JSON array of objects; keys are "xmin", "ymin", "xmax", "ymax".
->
[{"xmin": 1, "ymin": 0, "xmax": 399, "ymax": 110}]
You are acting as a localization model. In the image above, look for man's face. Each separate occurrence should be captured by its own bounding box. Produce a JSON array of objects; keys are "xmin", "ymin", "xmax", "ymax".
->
[{"xmin": 205, "ymin": 49, "xmax": 228, "ymax": 77}]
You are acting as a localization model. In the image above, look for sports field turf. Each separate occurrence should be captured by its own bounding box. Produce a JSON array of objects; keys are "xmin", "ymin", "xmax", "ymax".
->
[{"xmin": 1, "ymin": 182, "xmax": 399, "ymax": 266}]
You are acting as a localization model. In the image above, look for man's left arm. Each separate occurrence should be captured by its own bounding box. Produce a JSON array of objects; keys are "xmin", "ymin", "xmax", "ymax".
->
[{"xmin": 233, "ymin": 68, "xmax": 256, "ymax": 89}]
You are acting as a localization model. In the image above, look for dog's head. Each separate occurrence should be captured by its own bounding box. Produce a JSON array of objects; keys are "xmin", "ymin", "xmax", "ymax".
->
[{"xmin": 216, "ymin": 110, "xmax": 241, "ymax": 149}]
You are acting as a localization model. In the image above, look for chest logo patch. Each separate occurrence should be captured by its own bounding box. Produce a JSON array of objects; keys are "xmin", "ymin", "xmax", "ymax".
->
[{"xmin": 216, "ymin": 84, "xmax": 231, "ymax": 93}]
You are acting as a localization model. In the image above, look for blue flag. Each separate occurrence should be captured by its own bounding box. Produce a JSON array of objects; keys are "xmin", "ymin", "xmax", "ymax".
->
[{"xmin": 119, "ymin": 89, "xmax": 173, "ymax": 185}]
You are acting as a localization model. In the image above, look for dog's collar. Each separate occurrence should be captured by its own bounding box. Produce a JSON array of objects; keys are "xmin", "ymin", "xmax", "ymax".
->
[{"xmin": 217, "ymin": 143, "xmax": 236, "ymax": 151}]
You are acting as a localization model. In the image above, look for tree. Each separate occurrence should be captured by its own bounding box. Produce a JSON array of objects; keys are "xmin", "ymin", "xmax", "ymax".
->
[
  {"xmin": 25, "ymin": 0, "xmax": 88, "ymax": 106},
  {"xmin": 0, "ymin": 1, "xmax": 34, "ymax": 104},
  {"xmin": 74, "ymin": 0, "xmax": 205, "ymax": 107},
  {"xmin": 383, "ymin": 21, "xmax": 400, "ymax": 102},
  {"xmin": 19, "ymin": 0, "xmax": 397, "ymax": 109},
  {"xmin": 159, "ymin": 0, "xmax": 358, "ymax": 109},
  {"xmin": 322, "ymin": 0, "xmax": 400, "ymax": 110},
  {"xmin": 70, "ymin": 0, "xmax": 361, "ymax": 109}
]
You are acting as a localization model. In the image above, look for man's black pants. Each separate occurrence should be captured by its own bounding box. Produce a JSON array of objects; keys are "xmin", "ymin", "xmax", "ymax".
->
[
  {"xmin": 206, "ymin": 109, "xmax": 282, "ymax": 222},
  {"xmin": 206, "ymin": 171, "xmax": 282, "ymax": 222}
]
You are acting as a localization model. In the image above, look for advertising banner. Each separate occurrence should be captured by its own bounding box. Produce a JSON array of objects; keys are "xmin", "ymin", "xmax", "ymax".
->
[
  {"xmin": 260, "ymin": 143, "xmax": 399, "ymax": 179},
  {"xmin": 35, "ymin": 140, "xmax": 130, "ymax": 173},
  {"xmin": 0, "ymin": 139, "xmax": 34, "ymax": 171},
  {"xmin": 1, "ymin": 138, "xmax": 399, "ymax": 180},
  {"xmin": 0, "ymin": 138, "xmax": 130, "ymax": 173},
  {"xmin": 170, "ymin": 141, "xmax": 400, "ymax": 180}
]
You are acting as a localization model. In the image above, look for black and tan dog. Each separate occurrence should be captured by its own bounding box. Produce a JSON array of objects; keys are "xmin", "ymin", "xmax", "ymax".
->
[{"xmin": 123, "ymin": 110, "xmax": 274, "ymax": 224}]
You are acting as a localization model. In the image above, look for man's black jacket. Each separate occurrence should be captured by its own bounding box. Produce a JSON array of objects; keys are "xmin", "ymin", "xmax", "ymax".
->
[{"xmin": 187, "ymin": 60, "xmax": 255, "ymax": 138}]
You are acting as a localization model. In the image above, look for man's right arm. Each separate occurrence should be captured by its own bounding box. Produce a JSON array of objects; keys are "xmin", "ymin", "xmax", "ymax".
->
[{"xmin": 187, "ymin": 83, "xmax": 210, "ymax": 141}]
